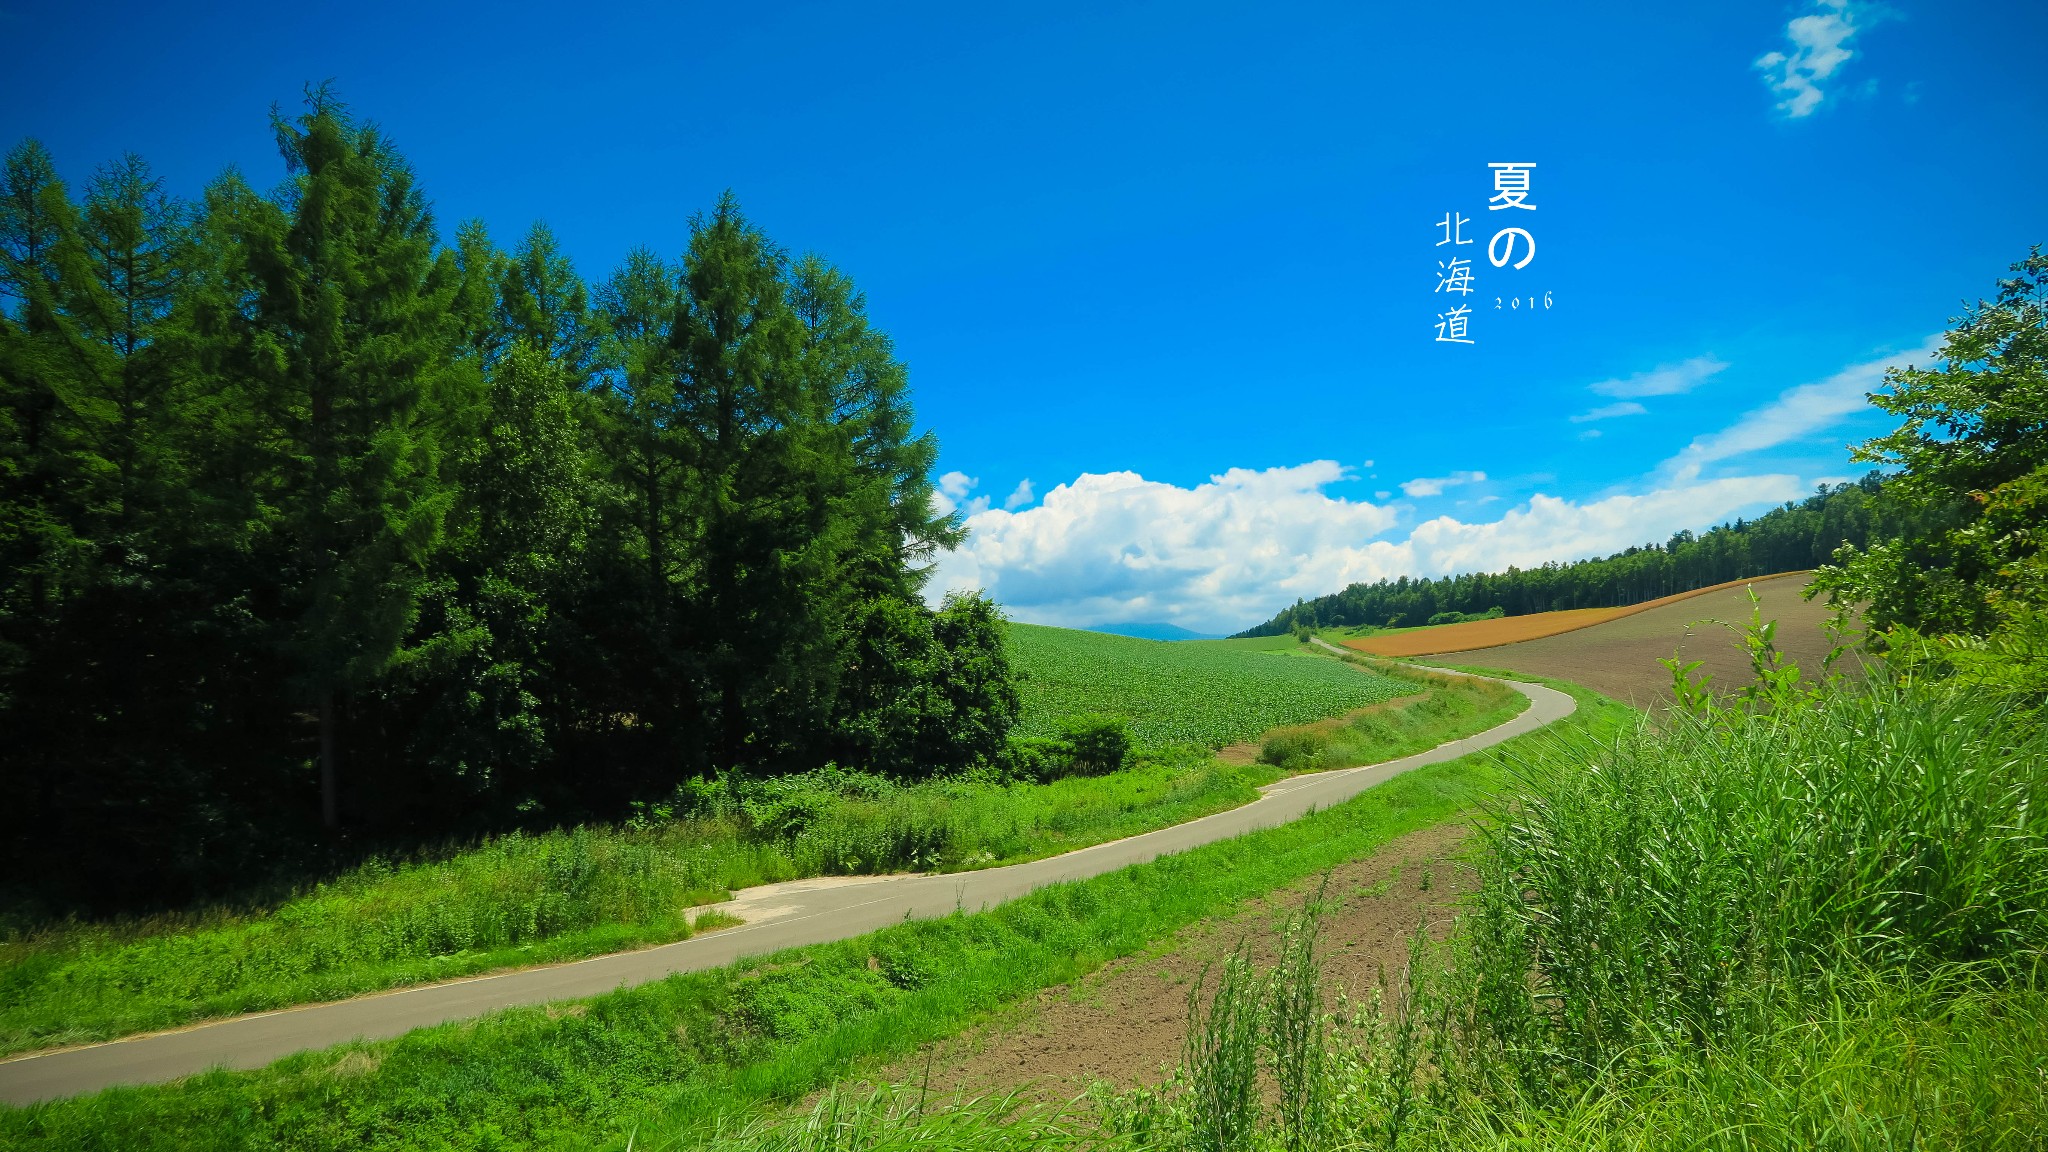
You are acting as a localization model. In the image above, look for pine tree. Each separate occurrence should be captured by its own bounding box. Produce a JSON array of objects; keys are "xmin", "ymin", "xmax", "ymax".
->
[{"xmin": 236, "ymin": 92, "xmax": 460, "ymax": 827}]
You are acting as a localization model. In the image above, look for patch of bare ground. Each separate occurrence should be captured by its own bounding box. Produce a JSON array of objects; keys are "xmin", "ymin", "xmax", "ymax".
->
[
  {"xmin": 1423, "ymin": 572, "xmax": 1853, "ymax": 707},
  {"xmin": 836, "ymin": 822, "xmax": 1475, "ymax": 1103}
]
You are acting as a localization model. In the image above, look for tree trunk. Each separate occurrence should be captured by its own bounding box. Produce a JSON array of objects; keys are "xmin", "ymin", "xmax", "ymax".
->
[{"xmin": 319, "ymin": 688, "xmax": 339, "ymax": 829}]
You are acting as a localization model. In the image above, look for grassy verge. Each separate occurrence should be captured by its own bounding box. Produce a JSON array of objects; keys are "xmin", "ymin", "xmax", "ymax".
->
[
  {"xmin": 1252, "ymin": 660, "xmax": 1527, "ymax": 771},
  {"xmin": 0, "ymin": 656, "xmax": 1509, "ymax": 1057},
  {"xmin": 0, "ymin": 679, "xmax": 1631, "ymax": 1151}
]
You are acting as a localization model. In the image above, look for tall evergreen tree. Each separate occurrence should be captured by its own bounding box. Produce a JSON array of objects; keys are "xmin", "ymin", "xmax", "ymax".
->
[{"xmin": 235, "ymin": 93, "xmax": 459, "ymax": 827}]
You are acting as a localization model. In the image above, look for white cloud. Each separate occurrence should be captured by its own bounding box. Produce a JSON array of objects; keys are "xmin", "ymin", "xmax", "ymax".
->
[
  {"xmin": 1400, "ymin": 470, "xmax": 1487, "ymax": 498},
  {"xmin": 1003, "ymin": 479, "xmax": 1035, "ymax": 510},
  {"xmin": 929, "ymin": 463, "xmax": 1803, "ymax": 635},
  {"xmin": 1755, "ymin": 1, "xmax": 1864, "ymax": 119},
  {"xmin": 1589, "ymin": 355, "xmax": 1729, "ymax": 399},
  {"xmin": 1570, "ymin": 401, "xmax": 1648, "ymax": 423},
  {"xmin": 933, "ymin": 470, "xmax": 989, "ymax": 517},
  {"xmin": 1661, "ymin": 336, "xmax": 1939, "ymax": 482}
]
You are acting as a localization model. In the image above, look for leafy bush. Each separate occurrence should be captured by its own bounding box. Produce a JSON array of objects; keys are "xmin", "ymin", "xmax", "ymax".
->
[
  {"xmin": 1057, "ymin": 714, "xmax": 1134, "ymax": 777},
  {"xmin": 1426, "ymin": 605, "xmax": 1505, "ymax": 627},
  {"xmin": 1259, "ymin": 729, "xmax": 1331, "ymax": 772}
]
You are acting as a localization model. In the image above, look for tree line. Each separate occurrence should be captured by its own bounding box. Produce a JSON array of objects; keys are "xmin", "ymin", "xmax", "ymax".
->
[
  {"xmin": 0, "ymin": 93, "xmax": 1019, "ymax": 912},
  {"xmin": 1234, "ymin": 475, "xmax": 1956, "ymax": 637}
]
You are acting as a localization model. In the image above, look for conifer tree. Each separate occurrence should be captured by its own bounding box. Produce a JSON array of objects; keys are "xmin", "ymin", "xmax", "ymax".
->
[{"xmin": 237, "ymin": 92, "xmax": 459, "ymax": 827}]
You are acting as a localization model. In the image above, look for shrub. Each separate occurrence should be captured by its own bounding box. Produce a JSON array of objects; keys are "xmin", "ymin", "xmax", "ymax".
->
[
  {"xmin": 1058, "ymin": 714, "xmax": 1134, "ymax": 777},
  {"xmin": 1258, "ymin": 728, "xmax": 1330, "ymax": 772}
]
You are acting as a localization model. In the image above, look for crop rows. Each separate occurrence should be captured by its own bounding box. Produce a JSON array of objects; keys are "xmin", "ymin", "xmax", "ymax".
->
[{"xmin": 1008, "ymin": 624, "xmax": 1408, "ymax": 747}]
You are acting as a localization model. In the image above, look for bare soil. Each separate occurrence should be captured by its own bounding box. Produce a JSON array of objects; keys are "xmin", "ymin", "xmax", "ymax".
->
[
  {"xmin": 1341, "ymin": 571, "xmax": 1813, "ymax": 658},
  {"xmin": 1422, "ymin": 572, "xmax": 1851, "ymax": 707},
  {"xmin": 845, "ymin": 822, "xmax": 1475, "ymax": 1102}
]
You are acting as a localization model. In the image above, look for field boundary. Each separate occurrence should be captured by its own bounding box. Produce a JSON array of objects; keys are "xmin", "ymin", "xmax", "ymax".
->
[
  {"xmin": 0, "ymin": 671, "xmax": 1574, "ymax": 1105},
  {"xmin": 1339, "ymin": 571, "xmax": 1813, "ymax": 658}
]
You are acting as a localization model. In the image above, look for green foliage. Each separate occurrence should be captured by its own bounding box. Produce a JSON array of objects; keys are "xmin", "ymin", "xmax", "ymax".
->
[
  {"xmin": 1054, "ymin": 714, "xmax": 1133, "ymax": 777},
  {"xmin": 1007, "ymin": 624, "xmax": 1407, "ymax": 749},
  {"xmin": 1804, "ymin": 246, "xmax": 2048, "ymax": 701},
  {"xmin": 1816, "ymin": 248, "xmax": 2047, "ymax": 634},
  {"xmin": 0, "ymin": 95, "xmax": 1022, "ymax": 912},
  {"xmin": 1425, "ymin": 605, "xmax": 1503, "ymax": 627}
]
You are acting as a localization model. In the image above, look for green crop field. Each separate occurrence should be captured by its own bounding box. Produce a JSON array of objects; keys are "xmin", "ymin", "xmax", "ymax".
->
[{"xmin": 1007, "ymin": 624, "xmax": 1410, "ymax": 747}]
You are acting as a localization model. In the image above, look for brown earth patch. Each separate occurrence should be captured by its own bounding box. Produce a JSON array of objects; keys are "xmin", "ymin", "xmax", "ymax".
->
[
  {"xmin": 839, "ymin": 823, "xmax": 1475, "ymax": 1103},
  {"xmin": 1341, "ymin": 571, "xmax": 1814, "ymax": 658},
  {"xmin": 1422, "ymin": 572, "xmax": 1856, "ymax": 707}
]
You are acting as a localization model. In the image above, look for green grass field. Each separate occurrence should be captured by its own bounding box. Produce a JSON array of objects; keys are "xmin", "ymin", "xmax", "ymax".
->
[{"xmin": 1008, "ymin": 624, "xmax": 1409, "ymax": 746}]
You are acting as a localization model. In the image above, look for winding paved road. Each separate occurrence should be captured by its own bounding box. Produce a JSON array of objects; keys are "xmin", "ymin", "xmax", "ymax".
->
[{"xmin": 0, "ymin": 665, "xmax": 1573, "ymax": 1106}]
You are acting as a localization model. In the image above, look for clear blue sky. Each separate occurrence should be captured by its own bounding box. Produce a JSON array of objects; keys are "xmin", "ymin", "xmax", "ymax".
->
[{"xmin": 5, "ymin": 1, "xmax": 2043, "ymax": 631}]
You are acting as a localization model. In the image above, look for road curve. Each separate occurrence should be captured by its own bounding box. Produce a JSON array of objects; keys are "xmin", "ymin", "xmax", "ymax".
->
[{"xmin": 0, "ymin": 667, "xmax": 1574, "ymax": 1106}]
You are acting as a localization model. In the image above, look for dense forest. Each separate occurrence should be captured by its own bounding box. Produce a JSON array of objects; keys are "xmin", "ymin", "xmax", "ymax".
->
[
  {"xmin": 0, "ymin": 95, "xmax": 1021, "ymax": 912},
  {"xmin": 1235, "ymin": 475, "xmax": 1951, "ymax": 637}
]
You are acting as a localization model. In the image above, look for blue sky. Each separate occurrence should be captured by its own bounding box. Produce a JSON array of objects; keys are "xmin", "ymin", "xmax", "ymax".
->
[{"xmin": 5, "ymin": 1, "xmax": 2043, "ymax": 633}]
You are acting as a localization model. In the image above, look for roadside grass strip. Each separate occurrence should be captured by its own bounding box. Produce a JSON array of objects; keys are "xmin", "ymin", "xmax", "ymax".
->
[
  {"xmin": 0, "ymin": 680, "xmax": 1631, "ymax": 1151},
  {"xmin": 0, "ymin": 650, "xmax": 1462, "ymax": 1058}
]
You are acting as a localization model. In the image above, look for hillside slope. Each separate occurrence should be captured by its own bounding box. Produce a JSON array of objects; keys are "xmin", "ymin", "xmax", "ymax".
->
[{"xmin": 1420, "ymin": 573, "xmax": 1845, "ymax": 705}]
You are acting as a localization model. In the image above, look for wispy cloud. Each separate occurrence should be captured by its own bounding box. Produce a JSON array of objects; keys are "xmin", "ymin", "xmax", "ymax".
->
[
  {"xmin": 1570, "ymin": 401, "xmax": 1648, "ymax": 423},
  {"xmin": 1754, "ymin": 0, "xmax": 1866, "ymax": 119},
  {"xmin": 1662, "ymin": 336, "xmax": 1940, "ymax": 482},
  {"xmin": 1590, "ymin": 356, "xmax": 1729, "ymax": 399},
  {"xmin": 1003, "ymin": 479, "xmax": 1035, "ymax": 510},
  {"xmin": 1400, "ymin": 470, "xmax": 1486, "ymax": 498}
]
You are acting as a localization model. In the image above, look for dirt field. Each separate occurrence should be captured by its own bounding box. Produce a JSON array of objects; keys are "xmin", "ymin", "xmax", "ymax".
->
[
  {"xmin": 1420, "ymin": 572, "xmax": 1850, "ymax": 707},
  {"xmin": 841, "ymin": 823, "xmax": 1475, "ymax": 1103},
  {"xmin": 1340, "ymin": 571, "xmax": 1812, "ymax": 658}
]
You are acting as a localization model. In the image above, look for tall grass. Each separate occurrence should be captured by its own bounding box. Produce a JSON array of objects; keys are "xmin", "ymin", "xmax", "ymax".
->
[
  {"xmin": 681, "ymin": 672, "xmax": 2047, "ymax": 1152},
  {"xmin": 0, "ymin": 748, "xmax": 1264, "ymax": 1054},
  {"xmin": 1090, "ymin": 672, "xmax": 2048, "ymax": 1151},
  {"xmin": 1468, "ymin": 676, "xmax": 2048, "ymax": 1083}
]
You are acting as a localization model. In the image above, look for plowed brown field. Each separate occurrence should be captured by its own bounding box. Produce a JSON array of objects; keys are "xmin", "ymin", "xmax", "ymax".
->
[
  {"xmin": 833, "ymin": 822, "xmax": 1475, "ymax": 1102},
  {"xmin": 1339, "ymin": 571, "xmax": 1813, "ymax": 658},
  {"xmin": 1419, "ymin": 572, "xmax": 1852, "ymax": 706}
]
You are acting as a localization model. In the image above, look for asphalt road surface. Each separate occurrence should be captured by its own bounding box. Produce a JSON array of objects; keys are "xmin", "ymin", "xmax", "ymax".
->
[{"xmin": 0, "ymin": 667, "xmax": 1574, "ymax": 1106}]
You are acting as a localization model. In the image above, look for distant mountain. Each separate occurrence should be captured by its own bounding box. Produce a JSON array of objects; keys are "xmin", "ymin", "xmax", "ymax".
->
[{"xmin": 1084, "ymin": 621, "xmax": 1224, "ymax": 641}]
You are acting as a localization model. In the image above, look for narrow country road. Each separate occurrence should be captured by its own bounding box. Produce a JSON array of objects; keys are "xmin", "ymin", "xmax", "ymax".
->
[{"xmin": 0, "ymin": 670, "xmax": 1574, "ymax": 1106}]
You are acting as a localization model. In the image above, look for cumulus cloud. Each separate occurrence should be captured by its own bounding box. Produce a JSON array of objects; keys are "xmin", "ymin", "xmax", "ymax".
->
[
  {"xmin": 1755, "ymin": 1, "xmax": 1864, "ymax": 119},
  {"xmin": 1662, "ymin": 336, "xmax": 1940, "ymax": 482},
  {"xmin": 928, "ymin": 463, "xmax": 1803, "ymax": 635},
  {"xmin": 1590, "ymin": 356, "xmax": 1729, "ymax": 399},
  {"xmin": 1003, "ymin": 479, "xmax": 1035, "ymax": 510},
  {"xmin": 1400, "ymin": 470, "xmax": 1487, "ymax": 498},
  {"xmin": 1570, "ymin": 401, "xmax": 1648, "ymax": 423}
]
